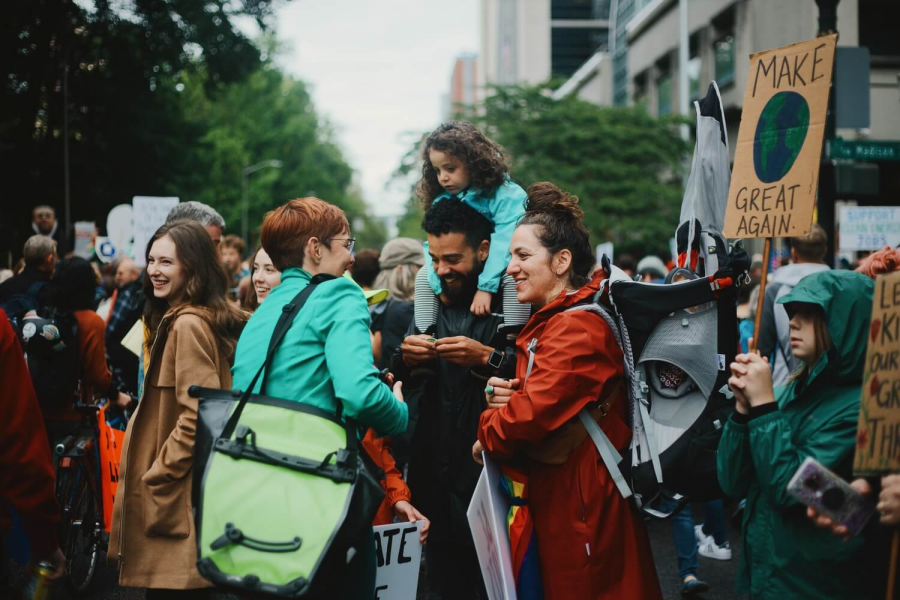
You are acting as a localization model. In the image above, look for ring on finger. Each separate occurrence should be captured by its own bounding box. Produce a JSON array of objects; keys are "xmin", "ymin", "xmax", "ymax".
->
[{"xmin": 485, "ymin": 385, "xmax": 494, "ymax": 396}]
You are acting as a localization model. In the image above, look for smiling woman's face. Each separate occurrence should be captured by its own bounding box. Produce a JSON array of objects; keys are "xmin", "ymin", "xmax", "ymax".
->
[
  {"xmin": 506, "ymin": 224, "xmax": 558, "ymax": 308},
  {"xmin": 147, "ymin": 235, "xmax": 186, "ymax": 305},
  {"xmin": 252, "ymin": 247, "xmax": 281, "ymax": 303}
]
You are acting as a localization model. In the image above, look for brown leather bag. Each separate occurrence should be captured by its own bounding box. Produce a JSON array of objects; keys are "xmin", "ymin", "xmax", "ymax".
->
[{"xmin": 523, "ymin": 377, "xmax": 626, "ymax": 466}]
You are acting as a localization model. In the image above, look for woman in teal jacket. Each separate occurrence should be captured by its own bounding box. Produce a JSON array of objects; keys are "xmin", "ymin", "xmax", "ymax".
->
[
  {"xmin": 717, "ymin": 270, "xmax": 882, "ymax": 599},
  {"xmin": 231, "ymin": 197, "xmax": 408, "ymax": 598}
]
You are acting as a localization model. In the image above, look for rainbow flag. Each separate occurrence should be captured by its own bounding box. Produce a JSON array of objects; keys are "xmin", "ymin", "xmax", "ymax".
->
[{"xmin": 498, "ymin": 464, "xmax": 544, "ymax": 600}]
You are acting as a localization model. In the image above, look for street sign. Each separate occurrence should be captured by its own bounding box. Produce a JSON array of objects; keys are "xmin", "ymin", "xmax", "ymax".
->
[{"xmin": 830, "ymin": 137, "xmax": 900, "ymax": 162}]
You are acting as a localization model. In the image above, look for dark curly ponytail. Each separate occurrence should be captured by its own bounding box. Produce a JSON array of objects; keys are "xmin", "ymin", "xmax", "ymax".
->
[{"xmin": 520, "ymin": 182, "xmax": 594, "ymax": 288}]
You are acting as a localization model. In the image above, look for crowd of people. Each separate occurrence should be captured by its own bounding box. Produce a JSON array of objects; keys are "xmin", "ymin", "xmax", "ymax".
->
[{"xmin": 0, "ymin": 120, "xmax": 897, "ymax": 600}]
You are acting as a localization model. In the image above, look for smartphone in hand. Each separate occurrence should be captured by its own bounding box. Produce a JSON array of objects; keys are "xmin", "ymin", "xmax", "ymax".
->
[{"xmin": 786, "ymin": 457, "xmax": 875, "ymax": 537}]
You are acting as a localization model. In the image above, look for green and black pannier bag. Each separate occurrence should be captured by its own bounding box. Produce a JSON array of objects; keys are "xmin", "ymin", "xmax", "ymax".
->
[{"xmin": 190, "ymin": 274, "xmax": 385, "ymax": 597}]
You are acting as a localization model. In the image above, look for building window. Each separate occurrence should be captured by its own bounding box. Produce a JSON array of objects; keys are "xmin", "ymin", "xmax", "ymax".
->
[
  {"xmin": 714, "ymin": 35, "xmax": 735, "ymax": 87},
  {"xmin": 688, "ymin": 56, "xmax": 702, "ymax": 100},
  {"xmin": 633, "ymin": 71, "xmax": 648, "ymax": 108},
  {"xmin": 552, "ymin": 0, "xmax": 608, "ymax": 20},
  {"xmin": 657, "ymin": 72, "xmax": 672, "ymax": 116},
  {"xmin": 551, "ymin": 27, "xmax": 609, "ymax": 78}
]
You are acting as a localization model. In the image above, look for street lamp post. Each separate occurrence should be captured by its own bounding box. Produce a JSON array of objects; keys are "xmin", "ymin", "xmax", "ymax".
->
[{"xmin": 242, "ymin": 159, "xmax": 283, "ymax": 244}]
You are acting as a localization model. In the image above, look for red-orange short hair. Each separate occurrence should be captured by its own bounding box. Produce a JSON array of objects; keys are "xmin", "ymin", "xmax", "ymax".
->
[{"xmin": 261, "ymin": 197, "xmax": 349, "ymax": 271}]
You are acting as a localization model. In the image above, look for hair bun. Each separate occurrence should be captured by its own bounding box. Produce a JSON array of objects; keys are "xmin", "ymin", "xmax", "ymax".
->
[{"xmin": 524, "ymin": 182, "xmax": 583, "ymax": 222}]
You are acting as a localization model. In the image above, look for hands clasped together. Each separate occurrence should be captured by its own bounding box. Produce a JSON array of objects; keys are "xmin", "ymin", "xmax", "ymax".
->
[
  {"xmin": 401, "ymin": 334, "xmax": 494, "ymax": 368},
  {"xmin": 728, "ymin": 346, "xmax": 776, "ymax": 414}
]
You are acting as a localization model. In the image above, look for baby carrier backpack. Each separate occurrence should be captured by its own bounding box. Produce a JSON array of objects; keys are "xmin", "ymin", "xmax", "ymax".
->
[
  {"xmin": 563, "ymin": 82, "xmax": 751, "ymax": 516},
  {"xmin": 190, "ymin": 274, "xmax": 385, "ymax": 597}
]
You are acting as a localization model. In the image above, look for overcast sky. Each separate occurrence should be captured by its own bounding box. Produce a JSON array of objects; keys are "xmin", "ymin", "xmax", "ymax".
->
[{"xmin": 268, "ymin": 0, "xmax": 481, "ymax": 217}]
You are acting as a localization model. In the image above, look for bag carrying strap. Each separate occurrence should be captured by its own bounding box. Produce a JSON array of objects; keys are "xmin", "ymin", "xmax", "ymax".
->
[
  {"xmin": 523, "ymin": 304, "xmax": 634, "ymax": 500},
  {"xmin": 221, "ymin": 274, "xmax": 337, "ymax": 442}
]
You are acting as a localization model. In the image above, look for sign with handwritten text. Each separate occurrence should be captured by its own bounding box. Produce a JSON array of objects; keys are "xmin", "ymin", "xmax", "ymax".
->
[
  {"xmin": 372, "ymin": 521, "xmax": 424, "ymax": 600},
  {"xmin": 724, "ymin": 35, "xmax": 837, "ymax": 239},
  {"xmin": 839, "ymin": 206, "xmax": 900, "ymax": 251},
  {"xmin": 467, "ymin": 453, "xmax": 516, "ymax": 600},
  {"xmin": 855, "ymin": 271, "xmax": 900, "ymax": 475},
  {"xmin": 132, "ymin": 196, "xmax": 179, "ymax": 267}
]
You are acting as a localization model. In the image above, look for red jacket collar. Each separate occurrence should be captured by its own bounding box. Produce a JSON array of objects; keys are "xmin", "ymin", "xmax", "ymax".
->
[{"xmin": 528, "ymin": 269, "xmax": 608, "ymax": 325}]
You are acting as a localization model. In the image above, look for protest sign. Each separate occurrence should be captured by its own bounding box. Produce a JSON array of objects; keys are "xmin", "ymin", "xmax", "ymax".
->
[
  {"xmin": 132, "ymin": 196, "xmax": 179, "ymax": 267},
  {"xmin": 94, "ymin": 236, "xmax": 117, "ymax": 264},
  {"xmin": 595, "ymin": 242, "xmax": 613, "ymax": 266},
  {"xmin": 855, "ymin": 270, "xmax": 900, "ymax": 475},
  {"xmin": 724, "ymin": 35, "xmax": 837, "ymax": 239},
  {"xmin": 467, "ymin": 453, "xmax": 516, "ymax": 600},
  {"xmin": 106, "ymin": 203, "xmax": 134, "ymax": 259},
  {"xmin": 839, "ymin": 206, "xmax": 900, "ymax": 251},
  {"xmin": 74, "ymin": 221, "xmax": 95, "ymax": 259},
  {"xmin": 373, "ymin": 520, "xmax": 424, "ymax": 600}
]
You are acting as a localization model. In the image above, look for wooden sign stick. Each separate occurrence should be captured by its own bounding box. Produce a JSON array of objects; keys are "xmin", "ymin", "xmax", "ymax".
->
[
  {"xmin": 888, "ymin": 530, "xmax": 899, "ymax": 600},
  {"xmin": 749, "ymin": 237, "xmax": 772, "ymax": 353}
]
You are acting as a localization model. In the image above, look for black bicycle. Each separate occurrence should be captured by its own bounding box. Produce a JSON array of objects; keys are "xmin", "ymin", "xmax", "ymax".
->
[{"xmin": 54, "ymin": 403, "xmax": 104, "ymax": 596}]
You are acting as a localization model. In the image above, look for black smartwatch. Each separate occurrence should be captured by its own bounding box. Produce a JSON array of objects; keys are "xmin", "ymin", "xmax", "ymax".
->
[{"xmin": 487, "ymin": 349, "xmax": 505, "ymax": 370}]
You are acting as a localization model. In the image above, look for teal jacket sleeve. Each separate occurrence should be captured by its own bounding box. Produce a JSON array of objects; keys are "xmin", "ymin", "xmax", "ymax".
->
[
  {"xmin": 747, "ymin": 402, "xmax": 859, "ymax": 509},
  {"xmin": 717, "ymin": 415, "xmax": 754, "ymax": 498},
  {"xmin": 320, "ymin": 279, "xmax": 408, "ymax": 437},
  {"xmin": 478, "ymin": 181, "xmax": 527, "ymax": 294}
]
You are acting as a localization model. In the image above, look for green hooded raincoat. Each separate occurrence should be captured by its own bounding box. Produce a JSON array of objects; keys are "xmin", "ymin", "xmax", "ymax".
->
[{"xmin": 717, "ymin": 270, "xmax": 881, "ymax": 599}]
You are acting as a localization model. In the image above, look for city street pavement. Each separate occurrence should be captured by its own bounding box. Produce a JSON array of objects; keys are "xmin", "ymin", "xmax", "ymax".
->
[{"xmin": 5, "ymin": 503, "xmax": 746, "ymax": 599}]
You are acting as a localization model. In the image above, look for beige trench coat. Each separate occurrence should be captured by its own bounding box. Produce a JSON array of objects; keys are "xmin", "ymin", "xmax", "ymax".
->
[{"xmin": 108, "ymin": 308, "xmax": 231, "ymax": 589}]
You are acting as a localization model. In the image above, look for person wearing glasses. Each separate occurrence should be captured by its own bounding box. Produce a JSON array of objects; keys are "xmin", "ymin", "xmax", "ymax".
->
[{"xmin": 230, "ymin": 197, "xmax": 407, "ymax": 599}]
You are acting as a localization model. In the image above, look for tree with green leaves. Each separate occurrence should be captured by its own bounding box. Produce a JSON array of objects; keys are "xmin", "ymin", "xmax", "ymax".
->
[
  {"xmin": 393, "ymin": 84, "xmax": 689, "ymax": 259},
  {"xmin": 0, "ymin": 1, "xmax": 385, "ymax": 265}
]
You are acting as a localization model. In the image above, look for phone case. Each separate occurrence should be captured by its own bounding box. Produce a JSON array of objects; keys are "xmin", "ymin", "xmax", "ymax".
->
[{"xmin": 786, "ymin": 457, "xmax": 875, "ymax": 537}]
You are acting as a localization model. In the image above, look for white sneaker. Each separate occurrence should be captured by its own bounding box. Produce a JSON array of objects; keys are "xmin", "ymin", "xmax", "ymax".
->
[
  {"xmin": 698, "ymin": 539, "xmax": 732, "ymax": 561},
  {"xmin": 694, "ymin": 524, "xmax": 711, "ymax": 546}
]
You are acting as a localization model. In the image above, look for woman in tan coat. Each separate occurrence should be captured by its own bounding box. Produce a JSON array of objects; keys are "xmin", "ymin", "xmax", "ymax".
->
[{"xmin": 108, "ymin": 220, "xmax": 245, "ymax": 598}]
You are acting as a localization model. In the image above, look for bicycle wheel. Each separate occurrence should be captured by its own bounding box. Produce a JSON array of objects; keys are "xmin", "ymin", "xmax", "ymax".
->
[{"xmin": 56, "ymin": 459, "xmax": 101, "ymax": 595}]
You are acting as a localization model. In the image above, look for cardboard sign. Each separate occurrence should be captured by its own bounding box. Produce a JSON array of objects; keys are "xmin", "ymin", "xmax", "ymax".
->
[
  {"xmin": 855, "ymin": 271, "xmax": 900, "ymax": 475},
  {"xmin": 373, "ymin": 521, "xmax": 424, "ymax": 600},
  {"xmin": 839, "ymin": 206, "xmax": 900, "ymax": 251},
  {"xmin": 467, "ymin": 453, "xmax": 517, "ymax": 600},
  {"xmin": 74, "ymin": 221, "xmax": 95, "ymax": 259},
  {"xmin": 132, "ymin": 196, "xmax": 179, "ymax": 267},
  {"xmin": 724, "ymin": 35, "xmax": 837, "ymax": 239}
]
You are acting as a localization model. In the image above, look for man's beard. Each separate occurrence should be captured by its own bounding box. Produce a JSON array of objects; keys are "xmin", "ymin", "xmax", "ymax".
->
[{"xmin": 441, "ymin": 255, "xmax": 484, "ymax": 306}]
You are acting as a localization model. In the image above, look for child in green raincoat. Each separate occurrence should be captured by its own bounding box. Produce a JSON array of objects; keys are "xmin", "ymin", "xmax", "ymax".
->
[{"xmin": 718, "ymin": 270, "xmax": 888, "ymax": 599}]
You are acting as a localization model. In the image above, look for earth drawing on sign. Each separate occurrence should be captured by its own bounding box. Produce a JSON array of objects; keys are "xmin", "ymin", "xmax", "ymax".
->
[{"xmin": 753, "ymin": 91, "xmax": 810, "ymax": 183}]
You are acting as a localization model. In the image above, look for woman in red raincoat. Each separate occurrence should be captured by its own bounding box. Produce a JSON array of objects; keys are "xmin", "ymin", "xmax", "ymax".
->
[{"xmin": 474, "ymin": 182, "xmax": 662, "ymax": 599}]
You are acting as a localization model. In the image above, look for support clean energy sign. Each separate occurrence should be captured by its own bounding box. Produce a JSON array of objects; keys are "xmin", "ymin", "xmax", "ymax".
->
[{"xmin": 724, "ymin": 34, "xmax": 837, "ymax": 239}]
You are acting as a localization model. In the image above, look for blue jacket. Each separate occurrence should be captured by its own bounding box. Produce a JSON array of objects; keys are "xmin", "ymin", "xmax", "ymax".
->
[
  {"xmin": 232, "ymin": 268, "xmax": 408, "ymax": 437},
  {"xmin": 425, "ymin": 178, "xmax": 527, "ymax": 294}
]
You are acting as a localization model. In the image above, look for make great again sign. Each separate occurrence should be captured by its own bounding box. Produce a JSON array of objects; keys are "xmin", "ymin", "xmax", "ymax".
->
[{"xmin": 724, "ymin": 34, "xmax": 837, "ymax": 239}]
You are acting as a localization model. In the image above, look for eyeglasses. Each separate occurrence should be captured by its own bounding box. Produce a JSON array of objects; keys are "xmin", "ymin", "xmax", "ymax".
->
[{"xmin": 330, "ymin": 237, "xmax": 356, "ymax": 254}]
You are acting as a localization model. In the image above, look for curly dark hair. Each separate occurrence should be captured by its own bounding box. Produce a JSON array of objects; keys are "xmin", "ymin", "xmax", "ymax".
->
[
  {"xmin": 415, "ymin": 121, "xmax": 511, "ymax": 209},
  {"xmin": 422, "ymin": 197, "xmax": 494, "ymax": 251}
]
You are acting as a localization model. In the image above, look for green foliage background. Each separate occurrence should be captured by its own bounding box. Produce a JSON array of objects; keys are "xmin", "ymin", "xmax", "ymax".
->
[
  {"xmin": 394, "ymin": 84, "xmax": 690, "ymax": 259},
  {"xmin": 0, "ymin": 0, "xmax": 385, "ymax": 263}
]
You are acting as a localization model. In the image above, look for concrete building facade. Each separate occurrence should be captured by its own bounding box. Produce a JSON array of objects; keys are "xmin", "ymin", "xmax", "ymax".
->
[{"xmin": 481, "ymin": 0, "xmax": 613, "ymax": 87}]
